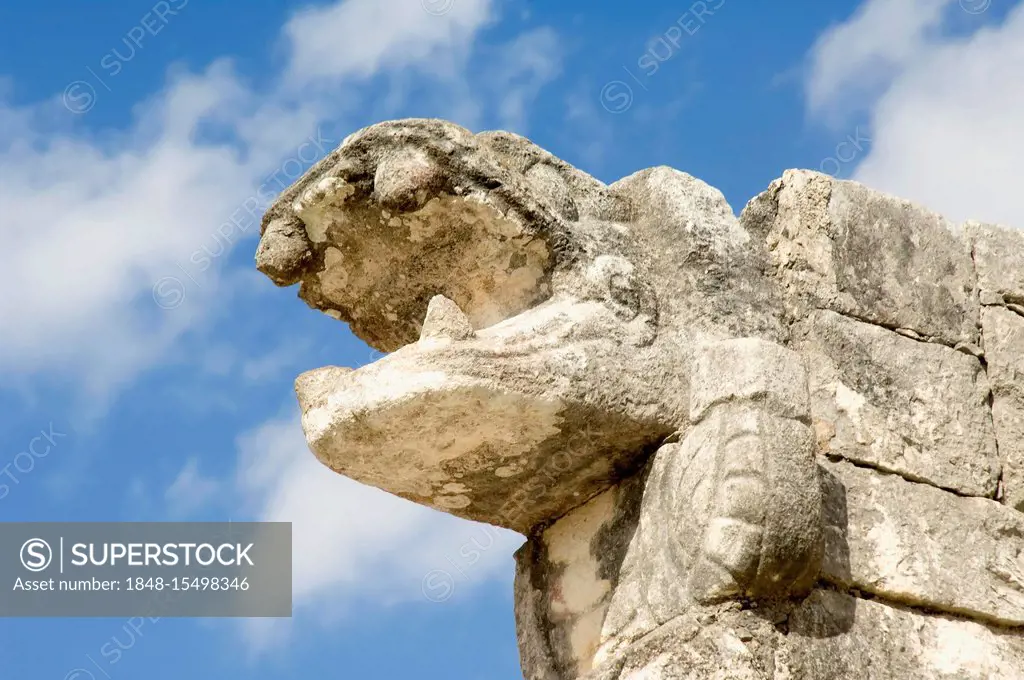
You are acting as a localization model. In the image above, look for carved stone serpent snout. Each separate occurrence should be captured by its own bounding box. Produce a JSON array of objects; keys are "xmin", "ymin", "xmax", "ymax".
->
[{"xmin": 673, "ymin": 338, "xmax": 823, "ymax": 604}]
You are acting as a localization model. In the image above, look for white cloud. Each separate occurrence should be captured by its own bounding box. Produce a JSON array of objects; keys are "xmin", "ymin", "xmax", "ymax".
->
[
  {"xmin": 0, "ymin": 64, "xmax": 309, "ymax": 401},
  {"xmin": 165, "ymin": 456, "xmax": 221, "ymax": 518},
  {"xmin": 0, "ymin": 62, "xmax": 253, "ymax": 397},
  {"xmin": 283, "ymin": 0, "xmax": 494, "ymax": 84},
  {"xmin": 0, "ymin": 0, "xmax": 540, "ymax": 403},
  {"xmin": 806, "ymin": 0, "xmax": 1024, "ymax": 229},
  {"xmin": 232, "ymin": 413, "xmax": 521, "ymax": 650},
  {"xmin": 805, "ymin": 0, "xmax": 953, "ymax": 120}
]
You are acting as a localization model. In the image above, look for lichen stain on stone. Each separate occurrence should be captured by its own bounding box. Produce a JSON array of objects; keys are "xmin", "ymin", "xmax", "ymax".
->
[
  {"xmin": 543, "ymin": 490, "xmax": 616, "ymax": 676},
  {"xmin": 298, "ymin": 190, "xmax": 553, "ymax": 351},
  {"xmin": 295, "ymin": 176, "xmax": 357, "ymax": 243},
  {"xmin": 434, "ymin": 494, "xmax": 472, "ymax": 509},
  {"xmin": 311, "ymin": 380, "xmax": 565, "ymax": 503}
]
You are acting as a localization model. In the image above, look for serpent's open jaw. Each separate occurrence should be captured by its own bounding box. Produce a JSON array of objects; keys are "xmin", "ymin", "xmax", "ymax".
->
[
  {"xmin": 255, "ymin": 119, "xmax": 690, "ymax": 530},
  {"xmin": 295, "ymin": 290, "xmax": 678, "ymax": 533}
]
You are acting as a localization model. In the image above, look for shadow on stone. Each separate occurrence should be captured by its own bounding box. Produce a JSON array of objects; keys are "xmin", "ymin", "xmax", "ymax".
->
[{"xmin": 786, "ymin": 463, "xmax": 856, "ymax": 639}]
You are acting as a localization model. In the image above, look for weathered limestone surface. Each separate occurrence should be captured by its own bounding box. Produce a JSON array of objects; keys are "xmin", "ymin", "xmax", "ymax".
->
[
  {"xmin": 968, "ymin": 220, "xmax": 1024, "ymax": 513},
  {"xmin": 982, "ymin": 303, "xmax": 1024, "ymax": 513},
  {"xmin": 794, "ymin": 309, "xmax": 999, "ymax": 497},
  {"xmin": 515, "ymin": 339, "xmax": 822, "ymax": 679},
  {"xmin": 820, "ymin": 459, "xmax": 1024, "ymax": 627},
  {"xmin": 967, "ymin": 220, "xmax": 1024, "ymax": 306},
  {"xmin": 257, "ymin": 118, "xmax": 1024, "ymax": 678},
  {"xmin": 518, "ymin": 453, "xmax": 1024, "ymax": 679},
  {"xmin": 784, "ymin": 590, "xmax": 1024, "ymax": 680},
  {"xmin": 741, "ymin": 169, "xmax": 980, "ymax": 347},
  {"xmin": 585, "ymin": 592, "xmax": 1024, "ymax": 680}
]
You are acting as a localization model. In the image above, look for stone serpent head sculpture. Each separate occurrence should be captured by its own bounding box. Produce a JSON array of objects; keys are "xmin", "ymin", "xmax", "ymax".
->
[
  {"xmin": 253, "ymin": 118, "xmax": 844, "ymax": 678},
  {"xmin": 257, "ymin": 118, "xmax": 1024, "ymax": 680}
]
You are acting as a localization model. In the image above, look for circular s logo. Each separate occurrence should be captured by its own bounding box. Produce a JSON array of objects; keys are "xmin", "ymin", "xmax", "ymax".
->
[
  {"xmin": 20, "ymin": 538, "xmax": 52, "ymax": 572},
  {"xmin": 152, "ymin": 276, "xmax": 186, "ymax": 310},
  {"xmin": 960, "ymin": 0, "xmax": 991, "ymax": 13},
  {"xmin": 421, "ymin": 0, "xmax": 455, "ymax": 15},
  {"xmin": 600, "ymin": 81, "xmax": 634, "ymax": 114},
  {"xmin": 62, "ymin": 81, "xmax": 97, "ymax": 114},
  {"xmin": 64, "ymin": 670, "xmax": 96, "ymax": 680},
  {"xmin": 421, "ymin": 569, "xmax": 455, "ymax": 603}
]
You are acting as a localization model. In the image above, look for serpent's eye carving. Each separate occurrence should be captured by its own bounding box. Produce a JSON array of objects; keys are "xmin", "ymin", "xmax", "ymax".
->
[{"xmin": 585, "ymin": 255, "xmax": 659, "ymax": 345}]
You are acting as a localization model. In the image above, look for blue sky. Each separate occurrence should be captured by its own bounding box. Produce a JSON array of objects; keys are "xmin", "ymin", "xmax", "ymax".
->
[{"xmin": 1, "ymin": 0, "xmax": 1022, "ymax": 677}]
